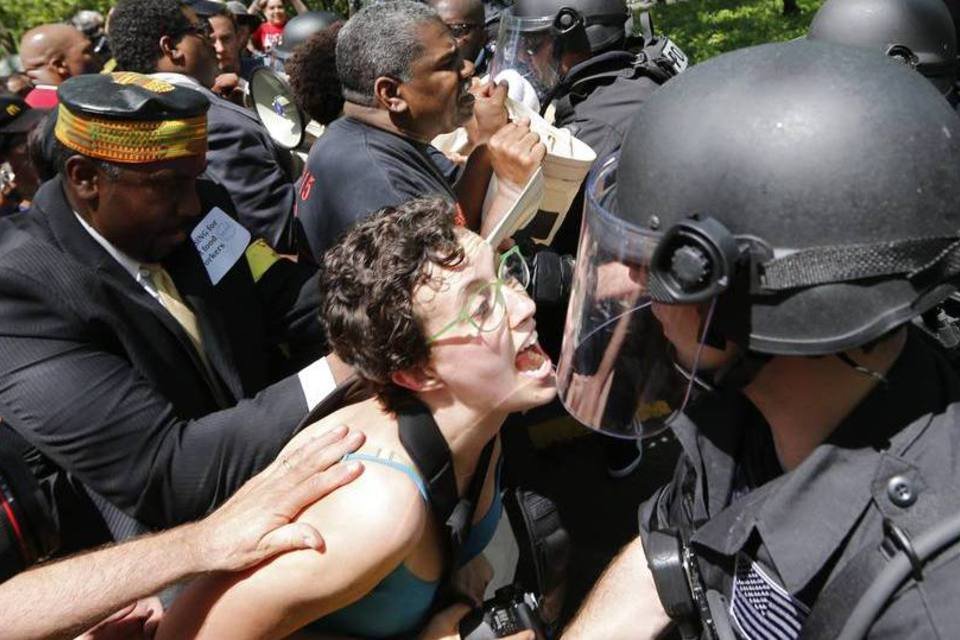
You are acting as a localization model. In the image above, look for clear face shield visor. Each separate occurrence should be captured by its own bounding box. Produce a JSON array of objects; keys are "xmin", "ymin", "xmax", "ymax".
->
[
  {"xmin": 490, "ymin": 9, "xmax": 571, "ymax": 109},
  {"xmin": 557, "ymin": 156, "xmax": 721, "ymax": 439}
]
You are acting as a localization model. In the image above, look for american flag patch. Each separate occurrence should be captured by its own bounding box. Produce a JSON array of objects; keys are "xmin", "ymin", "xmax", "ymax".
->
[{"xmin": 729, "ymin": 554, "xmax": 810, "ymax": 640}]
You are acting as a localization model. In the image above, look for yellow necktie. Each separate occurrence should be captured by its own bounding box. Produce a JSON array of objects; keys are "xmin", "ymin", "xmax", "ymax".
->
[{"xmin": 140, "ymin": 265, "xmax": 210, "ymax": 366}]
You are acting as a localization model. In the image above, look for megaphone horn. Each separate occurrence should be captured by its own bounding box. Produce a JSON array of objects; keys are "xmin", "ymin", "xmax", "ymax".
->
[{"xmin": 249, "ymin": 66, "xmax": 306, "ymax": 150}]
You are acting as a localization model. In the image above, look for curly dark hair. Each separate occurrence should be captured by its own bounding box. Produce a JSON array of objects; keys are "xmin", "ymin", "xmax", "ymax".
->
[
  {"xmin": 319, "ymin": 196, "xmax": 465, "ymax": 412},
  {"xmin": 286, "ymin": 22, "xmax": 344, "ymax": 126},
  {"xmin": 109, "ymin": 0, "xmax": 193, "ymax": 74}
]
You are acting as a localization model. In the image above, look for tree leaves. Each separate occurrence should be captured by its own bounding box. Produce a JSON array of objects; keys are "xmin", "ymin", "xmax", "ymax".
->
[
  {"xmin": 1, "ymin": 0, "xmax": 113, "ymax": 57},
  {"xmin": 648, "ymin": 0, "xmax": 824, "ymax": 64}
]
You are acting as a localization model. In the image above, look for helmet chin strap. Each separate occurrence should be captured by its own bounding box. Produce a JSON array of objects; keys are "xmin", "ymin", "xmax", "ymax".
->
[
  {"xmin": 835, "ymin": 352, "xmax": 889, "ymax": 385},
  {"xmin": 709, "ymin": 349, "xmax": 771, "ymax": 391},
  {"xmin": 704, "ymin": 346, "xmax": 890, "ymax": 393}
]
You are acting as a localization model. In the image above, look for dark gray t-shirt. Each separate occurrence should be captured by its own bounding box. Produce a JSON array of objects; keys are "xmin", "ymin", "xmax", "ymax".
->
[{"xmin": 295, "ymin": 117, "xmax": 456, "ymax": 263}]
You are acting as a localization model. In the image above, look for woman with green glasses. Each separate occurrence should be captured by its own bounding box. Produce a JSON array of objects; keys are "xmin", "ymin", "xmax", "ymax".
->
[{"xmin": 160, "ymin": 197, "xmax": 555, "ymax": 640}]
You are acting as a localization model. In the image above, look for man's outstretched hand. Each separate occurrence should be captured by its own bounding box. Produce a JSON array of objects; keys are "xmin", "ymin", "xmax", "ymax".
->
[{"xmin": 193, "ymin": 425, "xmax": 366, "ymax": 573}]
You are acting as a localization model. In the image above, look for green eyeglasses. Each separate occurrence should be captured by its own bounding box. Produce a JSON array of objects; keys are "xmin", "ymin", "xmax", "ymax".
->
[{"xmin": 428, "ymin": 245, "xmax": 531, "ymax": 343}]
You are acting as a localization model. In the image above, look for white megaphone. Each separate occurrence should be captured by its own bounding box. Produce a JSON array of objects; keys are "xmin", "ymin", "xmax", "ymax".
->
[
  {"xmin": 249, "ymin": 66, "xmax": 306, "ymax": 150},
  {"xmin": 248, "ymin": 67, "xmax": 326, "ymax": 177}
]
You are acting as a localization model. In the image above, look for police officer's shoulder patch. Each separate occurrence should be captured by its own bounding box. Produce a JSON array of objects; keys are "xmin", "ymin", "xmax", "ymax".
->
[{"xmin": 729, "ymin": 553, "xmax": 809, "ymax": 640}]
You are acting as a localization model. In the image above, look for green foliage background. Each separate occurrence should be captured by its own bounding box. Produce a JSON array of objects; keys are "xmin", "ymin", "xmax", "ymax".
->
[
  {"xmin": 1, "ymin": 0, "xmax": 112, "ymax": 56},
  {"xmin": 649, "ymin": 0, "xmax": 825, "ymax": 64},
  {"xmin": 0, "ymin": 0, "xmax": 825, "ymax": 63}
]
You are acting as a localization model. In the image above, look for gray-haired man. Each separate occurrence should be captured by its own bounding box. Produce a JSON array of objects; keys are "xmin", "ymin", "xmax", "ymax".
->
[{"xmin": 295, "ymin": 0, "xmax": 544, "ymax": 262}]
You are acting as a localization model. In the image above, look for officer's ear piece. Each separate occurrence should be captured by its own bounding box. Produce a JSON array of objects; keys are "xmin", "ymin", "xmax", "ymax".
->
[
  {"xmin": 373, "ymin": 76, "xmax": 408, "ymax": 114},
  {"xmin": 648, "ymin": 216, "xmax": 741, "ymax": 304}
]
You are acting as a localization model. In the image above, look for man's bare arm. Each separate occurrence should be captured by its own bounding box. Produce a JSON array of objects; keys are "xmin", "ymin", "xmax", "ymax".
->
[
  {"xmin": 563, "ymin": 536, "xmax": 672, "ymax": 639},
  {"xmin": 453, "ymin": 81, "xmax": 509, "ymax": 230},
  {"xmin": 454, "ymin": 146, "xmax": 494, "ymax": 230},
  {"xmin": 0, "ymin": 427, "xmax": 364, "ymax": 640}
]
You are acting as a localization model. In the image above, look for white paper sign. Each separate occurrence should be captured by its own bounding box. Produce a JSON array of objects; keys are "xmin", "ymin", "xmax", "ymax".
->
[
  {"xmin": 191, "ymin": 207, "xmax": 252, "ymax": 285},
  {"xmin": 484, "ymin": 168, "xmax": 545, "ymax": 249}
]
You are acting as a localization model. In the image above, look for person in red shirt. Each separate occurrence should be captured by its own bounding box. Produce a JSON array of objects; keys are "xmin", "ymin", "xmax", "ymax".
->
[
  {"xmin": 18, "ymin": 24, "xmax": 100, "ymax": 108},
  {"xmin": 251, "ymin": 0, "xmax": 287, "ymax": 53}
]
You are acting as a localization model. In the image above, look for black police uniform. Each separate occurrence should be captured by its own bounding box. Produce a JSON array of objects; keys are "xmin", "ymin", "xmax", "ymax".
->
[
  {"xmin": 639, "ymin": 329, "xmax": 960, "ymax": 638},
  {"xmin": 550, "ymin": 51, "xmax": 660, "ymax": 255}
]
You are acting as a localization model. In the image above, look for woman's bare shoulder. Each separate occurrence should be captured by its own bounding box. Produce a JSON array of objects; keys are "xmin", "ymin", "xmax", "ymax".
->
[{"xmin": 156, "ymin": 404, "xmax": 429, "ymax": 640}]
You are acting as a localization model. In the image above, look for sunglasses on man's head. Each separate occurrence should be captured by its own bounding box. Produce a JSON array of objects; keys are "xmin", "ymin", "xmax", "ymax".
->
[{"xmin": 184, "ymin": 20, "xmax": 214, "ymax": 40}]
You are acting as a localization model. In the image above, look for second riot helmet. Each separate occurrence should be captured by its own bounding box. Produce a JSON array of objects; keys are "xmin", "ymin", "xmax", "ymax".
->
[{"xmin": 808, "ymin": 0, "xmax": 957, "ymax": 93}]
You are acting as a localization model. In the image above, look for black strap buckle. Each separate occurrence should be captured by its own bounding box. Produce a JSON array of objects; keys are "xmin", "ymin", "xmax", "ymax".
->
[{"xmin": 883, "ymin": 519, "xmax": 924, "ymax": 582}]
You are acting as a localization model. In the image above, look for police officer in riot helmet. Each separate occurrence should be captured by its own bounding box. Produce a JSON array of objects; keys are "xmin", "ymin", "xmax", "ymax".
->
[
  {"xmin": 808, "ymin": 0, "xmax": 958, "ymax": 100},
  {"xmin": 560, "ymin": 39, "xmax": 960, "ymax": 639},
  {"xmin": 489, "ymin": 0, "xmax": 686, "ymax": 257},
  {"xmin": 491, "ymin": 0, "xmax": 626, "ymax": 110},
  {"xmin": 489, "ymin": 0, "xmax": 688, "ymax": 476}
]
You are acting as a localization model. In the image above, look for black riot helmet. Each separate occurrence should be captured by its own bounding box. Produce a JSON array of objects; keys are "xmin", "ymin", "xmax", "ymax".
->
[
  {"xmin": 511, "ymin": 0, "xmax": 629, "ymax": 53},
  {"xmin": 489, "ymin": 0, "xmax": 626, "ymax": 108},
  {"xmin": 944, "ymin": 0, "xmax": 960, "ymax": 50},
  {"xmin": 273, "ymin": 11, "xmax": 344, "ymax": 61},
  {"xmin": 558, "ymin": 40, "xmax": 960, "ymax": 439},
  {"xmin": 808, "ymin": 0, "xmax": 957, "ymax": 93}
]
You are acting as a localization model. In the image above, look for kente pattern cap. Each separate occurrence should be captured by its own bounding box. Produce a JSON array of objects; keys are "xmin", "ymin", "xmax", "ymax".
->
[{"xmin": 55, "ymin": 72, "xmax": 210, "ymax": 164}]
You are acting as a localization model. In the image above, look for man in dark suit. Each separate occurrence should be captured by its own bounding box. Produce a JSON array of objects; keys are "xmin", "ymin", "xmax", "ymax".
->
[
  {"xmin": 108, "ymin": 0, "xmax": 299, "ymax": 254},
  {"xmin": 0, "ymin": 73, "xmax": 342, "ymax": 540}
]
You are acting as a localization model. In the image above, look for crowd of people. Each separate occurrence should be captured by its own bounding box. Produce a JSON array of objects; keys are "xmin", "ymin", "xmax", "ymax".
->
[{"xmin": 1, "ymin": 0, "xmax": 960, "ymax": 638}]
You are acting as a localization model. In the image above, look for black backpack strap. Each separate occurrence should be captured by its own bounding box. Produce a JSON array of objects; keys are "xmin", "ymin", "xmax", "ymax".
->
[
  {"xmin": 453, "ymin": 439, "xmax": 496, "ymax": 552},
  {"xmin": 800, "ymin": 416, "xmax": 960, "ymax": 640},
  {"xmin": 798, "ymin": 507, "xmax": 960, "ymax": 640},
  {"xmin": 398, "ymin": 397, "xmax": 496, "ymax": 557},
  {"xmin": 398, "ymin": 399, "xmax": 459, "ymax": 530},
  {"xmin": 799, "ymin": 532, "xmax": 899, "ymax": 640}
]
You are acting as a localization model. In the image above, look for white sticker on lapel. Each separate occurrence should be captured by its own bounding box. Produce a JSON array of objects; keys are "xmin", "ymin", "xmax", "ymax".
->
[{"xmin": 191, "ymin": 207, "xmax": 252, "ymax": 285}]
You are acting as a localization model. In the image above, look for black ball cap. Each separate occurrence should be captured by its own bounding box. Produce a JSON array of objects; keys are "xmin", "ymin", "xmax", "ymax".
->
[
  {"xmin": 57, "ymin": 72, "xmax": 210, "ymax": 122},
  {"xmin": 184, "ymin": 0, "xmax": 227, "ymax": 17},
  {"xmin": 0, "ymin": 94, "xmax": 48, "ymax": 134}
]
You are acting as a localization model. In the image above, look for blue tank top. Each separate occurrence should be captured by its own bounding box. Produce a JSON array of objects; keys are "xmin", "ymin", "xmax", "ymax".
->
[{"xmin": 308, "ymin": 452, "xmax": 502, "ymax": 638}]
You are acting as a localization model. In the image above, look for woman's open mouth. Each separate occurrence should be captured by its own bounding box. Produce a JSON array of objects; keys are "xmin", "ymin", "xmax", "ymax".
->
[{"xmin": 516, "ymin": 340, "xmax": 552, "ymax": 379}]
